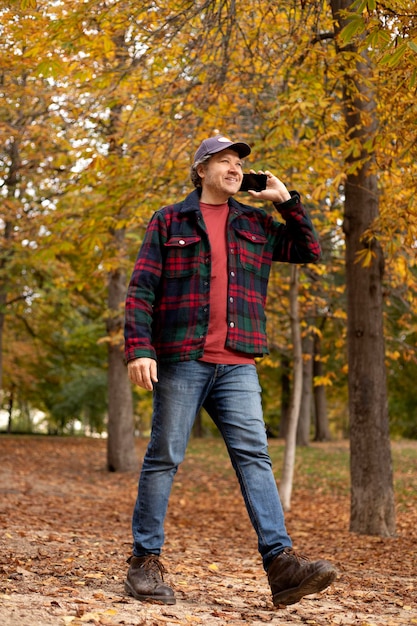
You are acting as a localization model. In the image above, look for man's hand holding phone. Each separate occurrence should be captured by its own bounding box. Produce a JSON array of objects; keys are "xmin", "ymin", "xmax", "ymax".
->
[{"xmin": 240, "ymin": 169, "xmax": 291, "ymax": 204}]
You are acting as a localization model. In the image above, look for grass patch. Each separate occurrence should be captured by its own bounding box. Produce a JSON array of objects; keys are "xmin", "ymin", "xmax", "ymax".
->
[
  {"xmin": 391, "ymin": 440, "xmax": 417, "ymax": 509},
  {"xmin": 185, "ymin": 437, "xmax": 417, "ymax": 504}
]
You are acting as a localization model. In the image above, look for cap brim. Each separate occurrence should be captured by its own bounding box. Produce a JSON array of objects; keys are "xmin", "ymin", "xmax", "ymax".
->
[{"xmin": 228, "ymin": 142, "xmax": 251, "ymax": 158}]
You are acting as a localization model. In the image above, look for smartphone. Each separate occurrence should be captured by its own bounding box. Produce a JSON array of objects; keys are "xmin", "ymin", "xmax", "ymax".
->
[{"xmin": 239, "ymin": 173, "xmax": 267, "ymax": 192}]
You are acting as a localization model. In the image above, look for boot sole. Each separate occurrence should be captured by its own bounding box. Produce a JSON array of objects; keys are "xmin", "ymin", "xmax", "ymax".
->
[
  {"xmin": 272, "ymin": 565, "xmax": 337, "ymax": 606},
  {"xmin": 124, "ymin": 580, "xmax": 176, "ymax": 605}
]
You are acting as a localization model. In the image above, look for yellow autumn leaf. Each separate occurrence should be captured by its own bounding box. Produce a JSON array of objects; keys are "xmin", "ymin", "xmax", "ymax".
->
[
  {"xmin": 332, "ymin": 308, "xmax": 347, "ymax": 320},
  {"xmin": 313, "ymin": 375, "xmax": 334, "ymax": 387},
  {"xmin": 355, "ymin": 247, "xmax": 376, "ymax": 267},
  {"xmin": 386, "ymin": 350, "xmax": 400, "ymax": 361},
  {"xmin": 21, "ymin": 0, "xmax": 38, "ymax": 8},
  {"xmin": 208, "ymin": 563, "xmax": 219, "ymax": 572},
  {"xmin": 80, "ymin": 613, "xmax": 101, "ymax": 622}
]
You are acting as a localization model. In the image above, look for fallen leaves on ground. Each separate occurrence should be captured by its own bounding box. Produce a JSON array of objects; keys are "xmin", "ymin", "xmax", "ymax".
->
[{"xmin": 0, "ymin": 436, "xmax": 416, "ymax": 626}]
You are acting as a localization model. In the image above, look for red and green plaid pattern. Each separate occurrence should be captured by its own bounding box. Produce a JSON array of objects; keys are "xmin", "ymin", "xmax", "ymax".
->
[{"xmin": 124, "ymin": 190, "xmax": 321, "ymax": 364}]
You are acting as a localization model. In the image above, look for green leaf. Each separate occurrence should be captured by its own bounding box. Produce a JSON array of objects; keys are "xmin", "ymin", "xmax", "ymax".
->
[
  {"xmin": 380, "ymin": 44, "xmax": 407, "ymax": 68},
  {"xmin": 407, "ymin": 41, "xmax": 417, "ymax": 54},
  {"xmin": 21, "ymin": 0, "xmax": 37, "ymax": 8},
  {"xmin": 352, "ymin": 0, "xmax": 368, "ymax": 12},
  {"xmin": 340, "ymin": 17, "xmax": 366, "ymax": 45},
  {"xmin": 35, "ymin": 59, "xmax": 64, "ymax": 78}
]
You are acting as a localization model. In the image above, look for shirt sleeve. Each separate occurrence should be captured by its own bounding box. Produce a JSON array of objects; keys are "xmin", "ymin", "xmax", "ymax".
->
[
  {"xmin": 124, "ymin": 212, "xmax": 165, "ymax": 363},
  {"xmin": 271, "ymin": 191, "xmax": 321, "ymax": 263}
]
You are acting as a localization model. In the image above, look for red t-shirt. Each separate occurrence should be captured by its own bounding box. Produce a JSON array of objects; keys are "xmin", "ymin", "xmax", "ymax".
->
[{"xmin": 199, "ymin": 202, "xmax": 254, "ymax": 365}]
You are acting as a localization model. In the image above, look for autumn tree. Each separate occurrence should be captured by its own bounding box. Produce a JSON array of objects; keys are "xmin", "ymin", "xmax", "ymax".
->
[
  {"xmin": 328, "ymin": 0, "xmax": 417, "ymax": 535},
  {"xmin": 0, "ymin": 3, "xmax": 78, "ymax": 409},
  {"xmin": 2, "ymin": 0, "xmax": 416, "ymax": 513}
]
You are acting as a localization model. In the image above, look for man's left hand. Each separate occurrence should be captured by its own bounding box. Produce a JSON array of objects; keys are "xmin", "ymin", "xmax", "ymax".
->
[{"xmin": 247, "ymin": 170, "xmax": 291, "ymax": 204}]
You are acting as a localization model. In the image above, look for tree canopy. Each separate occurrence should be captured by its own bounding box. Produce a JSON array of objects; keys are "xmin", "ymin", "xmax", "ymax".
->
[{"xmin": 1, "ymin": 0, "xmax": 416, "ymax": 441}]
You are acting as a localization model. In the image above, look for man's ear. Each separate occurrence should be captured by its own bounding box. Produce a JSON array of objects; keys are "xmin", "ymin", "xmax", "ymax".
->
[{"xmin": 196, "ymin": 163, "xmax": 206, "ymax": 180}]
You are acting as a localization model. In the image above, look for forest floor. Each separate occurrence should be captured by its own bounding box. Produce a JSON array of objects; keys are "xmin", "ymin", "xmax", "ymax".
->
[{"xmin": 0, "ymin": 435, "xmax": 416, "ymax": 626}]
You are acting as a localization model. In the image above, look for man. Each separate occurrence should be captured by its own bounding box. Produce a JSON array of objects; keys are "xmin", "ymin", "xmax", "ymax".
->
[{"xmin": 124, "ymin": 134, "xmax": 337, "ymax": 607}]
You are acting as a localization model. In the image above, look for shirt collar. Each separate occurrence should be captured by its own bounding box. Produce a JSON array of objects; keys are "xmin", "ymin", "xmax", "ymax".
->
[{"xmin": 179, "ymin": 189, "xmax": 254, "ymax": 216}]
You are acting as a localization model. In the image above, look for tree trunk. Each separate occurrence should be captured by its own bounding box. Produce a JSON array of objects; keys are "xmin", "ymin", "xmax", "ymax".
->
[
  {"xmin": 192, "ymin": 410, "xmax": 204, "ymax": 438},
  {"xmin": 0, "ymin": 291, "xmax": 5, "ymax": 395},
  {"xmin": 296, "ymin": 333, "xmax": 313, "ymax": 446},
  {"xmin": 345, "ymin": 177, "xmax": 395, "ymax": 535},
  {"xmin": 106, "ymin": 266, "xmax": 138, "ymax": 472},
  {"xmin": 7, "ymin": 387, "xmax": 14, "ymax": 434},
  {"xmin": 331, "ymin": 0, "xmax": 396, "ymax": 536},
  {"xmin": 1, "ymin": 138, "xmax": 20, "ymax": 395},
  {"xmin": 313, "ymin": 332, "xmax": 331, "ymax": 441},
  {"xmin": 279, "ymin": 355, "xmax": 291, "ymax": 438},
  {"xmin": 280, "ymin": 266, "xmax": 303, "ymax": 511},
  {"xmin": 104, "ymin": 76, "xmax": 138, "ymax": 472}
]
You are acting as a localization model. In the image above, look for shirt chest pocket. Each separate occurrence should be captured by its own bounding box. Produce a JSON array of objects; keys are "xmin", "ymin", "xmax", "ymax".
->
[
  {"xmin": 163, "ymin": 236, "xmax": 201, "ymax": 278},
  {"xmin": 235, "ymin": 229, "xmax": 267, "ymax": 273}
]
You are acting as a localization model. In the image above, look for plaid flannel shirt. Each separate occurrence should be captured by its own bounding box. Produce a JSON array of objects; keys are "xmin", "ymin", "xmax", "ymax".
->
[{"xmin": 124, "ymin": 189, "xmax": 321, "ymax": 364}]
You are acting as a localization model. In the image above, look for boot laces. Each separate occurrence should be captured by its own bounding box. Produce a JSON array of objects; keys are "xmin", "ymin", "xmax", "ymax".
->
[
  {"xmin": 139, "ymin": 555, "xmax": 167, "ymax": 581},
  {"xmin": 282, "ymin": 547, "xmax": 310, "ymax": 563}
]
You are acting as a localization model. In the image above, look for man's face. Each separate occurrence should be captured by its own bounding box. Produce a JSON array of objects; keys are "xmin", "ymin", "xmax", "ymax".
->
[{"xmin": 198, "ymin": 149, "xmax": 244, "ymax": 199}]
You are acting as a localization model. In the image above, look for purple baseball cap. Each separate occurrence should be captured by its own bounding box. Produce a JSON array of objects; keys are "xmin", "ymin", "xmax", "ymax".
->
[{"xmin": 193, "ymin": 135, "xmax": 251, "ymax": 164}]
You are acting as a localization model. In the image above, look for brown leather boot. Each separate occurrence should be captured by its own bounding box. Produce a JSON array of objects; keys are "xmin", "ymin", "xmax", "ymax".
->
[
  {"xmin": 124, "ymin": 555, "xmax": 176, "ymax": 605},
  {"xmin": 267, "ymin": 548, "xmax": 337, "ymax": 606}
]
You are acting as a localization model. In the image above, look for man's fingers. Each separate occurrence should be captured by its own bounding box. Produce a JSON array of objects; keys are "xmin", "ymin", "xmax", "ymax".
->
[
  {"xmin": 127, "ymin": 358, "xmax": 157, "ymax": 390},
  {"xmin": 149, "ymin": 360, "xmax": 158, "ymax": 384}
]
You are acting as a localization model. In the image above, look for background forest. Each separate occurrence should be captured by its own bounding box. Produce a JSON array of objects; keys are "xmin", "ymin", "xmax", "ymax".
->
[{"xmin": 1, "ymin": 0, "xmax": 416, "ymax": 446}]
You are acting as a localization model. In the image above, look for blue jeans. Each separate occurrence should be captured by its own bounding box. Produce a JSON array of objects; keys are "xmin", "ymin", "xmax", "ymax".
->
[{"xmin": 132, "ymin": 361, "xmax": 292, "ymax": 570}]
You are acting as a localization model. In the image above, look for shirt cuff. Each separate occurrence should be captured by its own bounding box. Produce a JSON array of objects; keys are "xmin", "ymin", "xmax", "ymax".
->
[{"xmin": 273, "ymin": 191, "xmax": 300, "ymax": 212}]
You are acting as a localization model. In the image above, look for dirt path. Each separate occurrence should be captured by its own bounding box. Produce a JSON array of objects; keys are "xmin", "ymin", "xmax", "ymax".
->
[{"xmin": 0, "ymin": 436, "xmax": 416, "ymax": 625}]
